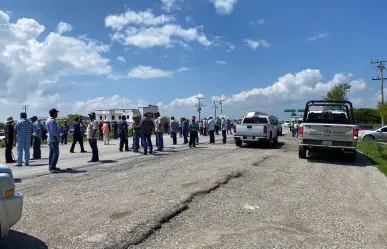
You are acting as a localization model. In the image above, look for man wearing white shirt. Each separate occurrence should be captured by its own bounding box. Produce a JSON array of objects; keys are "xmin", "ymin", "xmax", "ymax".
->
[{"xmin": 208, "ymin": 116, "xmax": 215, "ymax": 144}]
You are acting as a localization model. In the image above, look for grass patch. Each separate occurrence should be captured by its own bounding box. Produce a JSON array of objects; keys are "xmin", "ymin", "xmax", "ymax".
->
[{"xmin": 358, "ymin": 141, "xmax": 387, "ymax": 176}]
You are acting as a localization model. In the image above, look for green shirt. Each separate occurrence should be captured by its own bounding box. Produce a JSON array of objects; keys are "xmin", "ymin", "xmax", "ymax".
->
[{"xmin": 189, "ymin": 123, "xmax": 198, "ymax": 135}]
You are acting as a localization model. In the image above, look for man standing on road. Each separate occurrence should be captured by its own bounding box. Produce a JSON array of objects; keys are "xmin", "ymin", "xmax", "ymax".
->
[
  {"xmin": 46, "ymin": 109, "xmax": 61, "ymax": 172},
  {"xmin": 170, "ymin": 116, "xmax": 179, "ymax": 145},
  {"xmin": 60, "ymin": 121, "xmax": 70, "ymax": 145},
  {"xmin": 221, "ymin": 116, "xmax": 227, "ymax": 144},
  {"xmin": 31, "ymin": 116, "xmax": 42, "ymax": 160},
  {"xmin": 178, "ymin": 119, "xmax": 183, "ymax": 138},
  {"xmin": 208, "ymin": 116, "xmax": 215, "ymax": 144},
  {"xmin": 70, "ymin": 117, "xmax": 87, "ymax": 153},
  {"xmin": 113, "ymin": 121, "xmax": 118, "ymax": 139},
  {"xmin": 4, "ymin": 116, "xmax": 15, "ymax": 163},
  {"xmin": 131, "ymin": 115, "xmax": 141, "ymax": 153},
  {"xmin": 87, "ymin": 112, "xmax": 99, "ymax": 162},
  {"xmin": 155, "ymin": 112, "xmax": 164, "ymax": 152},
  {"xmin": 293, "ymin": 122, "xmax": 299, "ymax": 138},
  {"xmin": 182, "ymin": 118, "xmax": 189, "ymax": 144},
  {"xmin": 118, "ymin": 116, "xmax": 130, "ymax": 152},
  {"xmin": 189, "ymin": 116, "xmax": 198, "ymax": 148},
  {"xmin": 203, "ymin": 118, "xmax": 208, "ymax": 136},
  {"xmin": 215, "ymin": 117, "xmax": 220, "ymax": 135},
  {"xmin": 141, "ymin": 113, "xmax": 155, "ymax": 155},
  {"xmin": 102, "ymin": 120, "xmax": 110, "ymax": 145},
  {"xmin": 14, "ymin": 112, "xmax": 33, "ymax": 166}
]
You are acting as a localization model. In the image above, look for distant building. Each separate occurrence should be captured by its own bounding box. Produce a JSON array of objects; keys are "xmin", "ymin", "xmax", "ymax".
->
[
  {"xmin": 95, "ymin": 105, "xmax": 159, "ymax": 124},
  {"xmin": 138, "ymin": 105, "xmax": 159, "ymax": 117}
]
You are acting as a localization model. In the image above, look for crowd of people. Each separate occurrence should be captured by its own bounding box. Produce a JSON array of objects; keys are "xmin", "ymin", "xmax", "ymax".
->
[{"xmin": 3, "ymin": 109, "xmax": 238, "ymax": 173}]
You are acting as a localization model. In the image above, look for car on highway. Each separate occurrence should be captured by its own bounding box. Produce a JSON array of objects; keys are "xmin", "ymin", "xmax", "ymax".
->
[
  {"xmin": 283, "ymin": 120, "xmax": 291, "ymax": 128},
  {"xmin": 0, "ymin": 164, "xmax": 23, "ymax": 238},
  {"xmin": 298, "ymin": 100, "xmax": 358, "ymax": 161},
  {"xmin": 358, "ymin": 124, "xmax": 374, "ymax": 131},
  {"xmin": 234, "ymin": 112, "xmax": 279, "ymax": 148},
  {"xmin": 358, "ymin": 125, "xmax": 387, "ymax": 142}
]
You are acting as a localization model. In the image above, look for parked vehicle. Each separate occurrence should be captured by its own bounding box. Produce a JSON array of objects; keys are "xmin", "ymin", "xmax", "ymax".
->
[
  {"xmin": 0, "ymin": 164, "xmax": 23, "ymax": 238},
  {"xmin": 0, "ymin": 131, "xmax": 5, "ymax": 142},
  {"xmin": 234, "ymin": 113, "xmax": 279, "ymax": 148},
  {"xmin": 358, "ymin": 124, "xmax": 374, "ymax": 131},
  {"xmin": 298, "ymin": 100, "xmax": 358, "ymax": 161},
  {"xmin": 358, "ymin": 126, "xmax": 387, "ymax": 142},
  {"xmin": 283, "ymin": 120, "xmax": 291, "ymax": 128}
]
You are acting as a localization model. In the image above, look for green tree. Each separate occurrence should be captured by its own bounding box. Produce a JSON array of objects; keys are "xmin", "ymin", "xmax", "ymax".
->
[
  {"xmin": 322, "ymin": 83, "xmax": 352, "ymax": 101},
  {"xmin": 160, "ymin": 116, "xmax": 169, "ymax": 124},
  {"xmin": 354, "ymin": 108, "xmax": 381, "ymax": 125}
]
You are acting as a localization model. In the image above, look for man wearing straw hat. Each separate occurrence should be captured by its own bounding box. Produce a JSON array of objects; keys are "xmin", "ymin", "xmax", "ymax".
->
[{"xmin": 4, "ymin": 116, "xmax": 15, "ymax": 163}]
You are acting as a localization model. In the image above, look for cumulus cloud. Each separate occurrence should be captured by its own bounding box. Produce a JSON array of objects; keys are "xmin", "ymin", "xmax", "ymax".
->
[
  {"xmin": 210, "ymin": 0, "xmax": 238, "ymax": 15},
  {"xmin": 56, "ymin": 22, "xmax": 72, "ymax": 34},
  {"xmin": 308, "ymin": 33, "xmax": 328, "ymax": 41},
  {"xmin": 161, "ymin": 0, "xmax": 181, "ymax": 12},
  {"xmin": 215, "ymin": 60, "xmax": 227, "ymax": 64},
  {"xmin": 109, "ymin": 65, "xmax": 189, "ymax": 80},
  {"xmin": 106, "ymin": 9, "xmax": 212, "ymax": 49},
  {"xmin": 249, "ymin": 20, "xmax": 265, "ymax": 25},
  {"xmin": 244, "ymin": 39, "xmax": 270, "ymax": 50},
  {"xmin": 116, "ymin": 56, "xmax": 126, "ymax": 63}
]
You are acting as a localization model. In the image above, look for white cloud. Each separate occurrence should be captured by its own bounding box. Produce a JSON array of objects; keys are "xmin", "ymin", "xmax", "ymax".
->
[
  {"xmin": 215, "ymin": 60, "xmax": 227, "ymax": 64},
  {"xmin": 108, "ymin": 65, "xmax": 190, "ymax": 80},
  {"xmin": 249, "ymin": 20, "xmax": 265, "ymax": 25},
  {"xmin": 161, "ymin": 0, "xmax": 180, "ymax": 12},
  {"xmin": 78, "ymin": 35, "xmax": 111, "ymax": 53},
  {"xmin": 56, "ymin": 22, "xmax": 73, "ymax": 35},
  {"xmin": 308, "ymin": 33, "xmax": 328, "ymax": 41},
  {"xmin": 105, "ymin": 9, "xmax": 175, "ymax": 31},
  {"xmin": 110, "ymin": 24, "xmax": 212, "ymax": 49},
  {"xmin": 185, "ymin": 16, "xmax": 194, "ymax": 24},
  {"xmin": 0, "ymin": 9, "xmax": 111, "ymax": 114},
  {"xmin": 210, "ymin": 0, "xmax": 238, "ymax": 15},
  {"xmin": 117, "ymin": 56, "xmax": 126, "ymax": 63},
  {"xmin": 244, "ymin": 39, "xmax": 270, "ymax": 50},
  {"xmin": 166, "ymin": 93, "xmax": 206, "ymax": 108}
]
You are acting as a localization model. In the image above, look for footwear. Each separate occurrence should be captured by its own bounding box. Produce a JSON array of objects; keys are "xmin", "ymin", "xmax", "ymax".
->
[
  {"xmin": 87, "ymin": 160, "xmax": 98, "ymax": 163},
  {"xmin": 14, "ymin": 164, "xmax": 22, "ymax": 167},
  {"xmin": 25, "ymin": 163, "xmax": 29, "ymax": 166},
  {"xmin": 81, "ymin": 151, "xmax": 87, "ymax": 153},
  {"xmin": 70, "ymin": 151, "xmax": 75, "ymax": 153},
  {"xmin": 49, "ymin": 168, "xmax": 61, "ymax": 173}
]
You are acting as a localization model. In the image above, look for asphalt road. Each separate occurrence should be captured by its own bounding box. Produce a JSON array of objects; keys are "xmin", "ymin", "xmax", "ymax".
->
[{"xmin": 2, "ymin": 131, "xmax": 387, "ymax": 249}]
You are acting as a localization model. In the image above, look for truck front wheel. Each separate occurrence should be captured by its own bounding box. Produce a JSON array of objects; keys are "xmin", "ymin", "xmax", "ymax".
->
[{"xmin": 299, "ymin": 146, "xmax": 307, "ymax": 159}]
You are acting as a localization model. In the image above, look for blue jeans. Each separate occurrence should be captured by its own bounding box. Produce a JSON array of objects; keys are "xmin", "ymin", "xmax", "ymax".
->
[
  {"xmin": 48, "ymin": 142, "xmax": 60, "ymax": 169},
  {"xmin": 16, "ymin": 139, "xmax": 30, "ymax": 165},
  {"xmin": 156, "ymin": 132, "xmax": 164, "ymax": 151},
  {"xmin": 133, "ymin": 133, "xmax": 140, "ymax": 152},
  {"xmin": 142, "ymin": 134, "xmax": 152, "ymax": 155}
]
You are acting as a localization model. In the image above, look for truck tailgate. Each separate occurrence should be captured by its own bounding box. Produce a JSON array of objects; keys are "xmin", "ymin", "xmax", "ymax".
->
[
  {"xmin": 303, "ymin": 124, "xmax": 355, "ymax": 142},
  {"xmin": 235, "ymin": 124, "xmax": 265, "ymax": 137}
]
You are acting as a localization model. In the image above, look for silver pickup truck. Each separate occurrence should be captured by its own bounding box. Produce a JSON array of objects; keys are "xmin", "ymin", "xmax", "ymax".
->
[
  {"xmin": 234, "ymin": 113, "xmax": 279, "ymax": 148},
  {"xmin": 298, "ymin": 100, "xmax": 358, "ymax": 161}
]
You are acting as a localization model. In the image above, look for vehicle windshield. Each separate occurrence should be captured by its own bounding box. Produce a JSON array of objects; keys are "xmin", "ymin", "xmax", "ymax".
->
[
  {"xmin": 306, "ymin": 112, "xmax": 349, "ymax": 124},
  {"xmin": 373, "ymin": 126, "xmax": 383, "ymax": 131},
  {"xmin": 242, "ymin": 117, "xmax": 268, "ymax": 124},
  {"xmin": 285, "ymin": 120, "xmax": 290, "ymax": 123}
]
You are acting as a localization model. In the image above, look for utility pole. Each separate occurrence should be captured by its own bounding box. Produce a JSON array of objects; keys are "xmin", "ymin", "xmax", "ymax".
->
[
  {"xmin": 371, "ymin": 59, "xmax": 387, "ymax": 125},
  {"xmin": 195, "ymin": 96, "xmax": 204, "ymax": 121},
  {"xmin": 22, "ymin": 105, "xmax": 28, "ymax": 115},
  {"xmin": 120, "ymin": 95, "xmax": 123, "ymax": 109},
  {"xmin": 216, "ymin": 100, "xmax": 224, "ymax": 115},
  {"xmin": 213, "ymin": 101, "xmax": 218, "ymax": 119}
]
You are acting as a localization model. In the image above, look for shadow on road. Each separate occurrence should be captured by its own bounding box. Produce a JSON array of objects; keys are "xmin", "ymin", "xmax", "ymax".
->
[
  {"xmin": 307, "ymin": 151, "xmax": 374, "ymax": 167},
  {"xmin": 61, "ymin": 168, "xmax": 88, "ymax": 174},
  {"xmin": 0, "ymin": 230, "xmax": 48, "ymax": 249},
  {"xmin": 241, "ymin": 142, "xmax": 285, "ymax": 150},
  {"xmin": 99, "ymin": 160, "xmax": 118, "ymax": 164}
]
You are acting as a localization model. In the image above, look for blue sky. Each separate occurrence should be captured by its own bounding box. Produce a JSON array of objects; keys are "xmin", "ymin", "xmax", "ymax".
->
[{"xmin": 0, "ymin": 0, "xmax": 385, "ymax": 120}]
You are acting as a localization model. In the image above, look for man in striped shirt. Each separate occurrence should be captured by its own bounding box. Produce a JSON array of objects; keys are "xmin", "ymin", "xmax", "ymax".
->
[{"xmin": 14, "ymin": 112, "xmax": 33, "ymax": 166}]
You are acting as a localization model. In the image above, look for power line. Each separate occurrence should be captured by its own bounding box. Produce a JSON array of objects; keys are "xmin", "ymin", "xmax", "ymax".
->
[
  {"xmin": 22, "ymin": 105, "xmax": 28, "ymax": 115},
  {"xmin": 216, "ymin": 100, "xmax": 224, "ymax": 115},
  {"xmin": 371, "ymin": 59, "xmax": 387, "ymax": 125},
  {"xmin": 195, "ymin": 96, "xmax": 204, "ymax": 121}
]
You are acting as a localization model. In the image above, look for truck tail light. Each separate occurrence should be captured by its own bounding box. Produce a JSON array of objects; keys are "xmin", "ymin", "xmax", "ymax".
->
[
  {"xmin": 263, "ymin": 125, "xmax": 268, "ymax": 135},
  {"xmin": 233, "ymin": 125, "xmax": 236, "ymax": 133},
  {"xmin": 298, "ymin": 127, "xmax": 303, "ymax": 137},
  {"xmin": 353, "ymin": 129, "xmax": 358, "ymax": 139}
]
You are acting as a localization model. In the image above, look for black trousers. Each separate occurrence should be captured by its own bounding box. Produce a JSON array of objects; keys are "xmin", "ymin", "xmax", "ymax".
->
[
  {"xmin": 215, "ymin": 126, "xmax": 219, "ymax": 135},
  {"xmin": 119, "ymin": 135, "xmax": 129, "ymax": 151},
  {"xmin": 222, "ymin": 130, "xmax": 227, "ymax": 144},
  {"xmin": 171, "ymin": 132, "xmax": 177, "ymax": 145},
  {"xmin": 5, "ymin": 141, "xmax": 13, "ymax": 163},
  {"xmin": 70, "ymin": 133, "xmax": 85, "ymax": 152},
  {"xmin": 189, "ymin": 134, "xmax": 197, "ymax": 147},
  {"xmin": 89, "ymin": 139, "xmax": 99, "ymax": 161},
  {"xmin": 113, "ymin": 131, "xmax": 118, "ymax": 139},
  {"xmin": 203, "ymin": 128, "xmax": 207, "ymax": 136},
  {"xmin": 99, "ymin": 132, "xmax": 103, "ymax": 141},
  {"xmin": 209, "ymin": 130, "xmax": 215, "ymax": 143}
]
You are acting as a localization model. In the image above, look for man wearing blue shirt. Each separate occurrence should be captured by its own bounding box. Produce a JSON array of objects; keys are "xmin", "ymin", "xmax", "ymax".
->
[
  {"xmin": 70, "ymin": 117, "xmax": 87, "ymax": 153},
  {"xmin": 31, "ymin": 116, "xmax": 42, "ymax": 160},
  {"xmin": 46, "ymin": 108, "xmax": 61, "ymax": 173},
  {"xmin": 14, "ymin": 112, "xmax": 33, "ymax": 166}
]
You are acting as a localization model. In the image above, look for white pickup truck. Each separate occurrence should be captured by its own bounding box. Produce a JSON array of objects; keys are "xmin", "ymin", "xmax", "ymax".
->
[
  {"xmin": 298, "ymin": 100, "xmax": 358, "ymax": 161},
  {"xmin": 234, "ymin": 113, "xmax": 279, "ymax": 148},
  {"xmin": 0, "ymin": 164, "xmax": 23, "ymax": 238}
]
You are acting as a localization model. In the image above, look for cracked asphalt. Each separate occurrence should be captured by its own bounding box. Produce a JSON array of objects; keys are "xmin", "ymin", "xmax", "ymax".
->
[{"xmin": 2, "ymin": 131, "xmax": 387, "ymax": 249}]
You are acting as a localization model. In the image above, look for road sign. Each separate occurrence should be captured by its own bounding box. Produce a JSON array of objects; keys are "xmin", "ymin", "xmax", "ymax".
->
[
  {"xmin": 284, "ymin": 109, "xmax": 296, "ymax": 112},
  {"xmin": 297, "ymin": 109, "xmax": 305, "ymax": 112}
]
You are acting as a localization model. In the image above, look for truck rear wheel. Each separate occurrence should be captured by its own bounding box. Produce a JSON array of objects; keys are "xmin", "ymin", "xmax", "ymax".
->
[{"xmin": 299, "ymin": 146, "xmax": 307, "ymax": 159}]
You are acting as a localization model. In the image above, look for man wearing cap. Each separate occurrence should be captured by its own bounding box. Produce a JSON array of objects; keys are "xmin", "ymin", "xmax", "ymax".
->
[
  {"xmin": 4, "ymin": 116, "xmax": 15, "ymax": 163},
  {"xmin": 46, "ymin": 109, "xmax": 61, "ymax": 172},
  {"xmin": 31, "ymin": 116, "xmax": 43, "ymax": 160},
  {"xmin": 208, "ymin": 116, "xmax": 215, "ymax": 144},
  {"xmin": 87, "ymin": 112, "xmax": 100, "ymax": 162},
  {"xmin": 189, "ymin": 116, "xmax": 198, "ymax": 148},
  {"xmin": 70, "ymin": 116, "xmax": 87, "ymax": 153},
  {"xmin": 60, "ymin": 120, "xmax": 70, "ymax": 145},
  {"xmin": 14, "ymin": 112, "xmax": 33, "ymax": 166}
]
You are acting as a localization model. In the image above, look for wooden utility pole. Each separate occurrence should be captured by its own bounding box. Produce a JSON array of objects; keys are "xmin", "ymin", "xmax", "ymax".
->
[
  {"xmin": 195, "ymin": 96, "xmax": 204, "ymax": 121},
  {"xmin": 22, "ymin": 105, "xmax": 28, "ymax": 116},
  {"xmin": 216, "ymin": 100, "xmax": 224, "ymax": 115},
  {"xmin": 213, "ymin": 101, "xmax": 218, "ymax": 119},
  {"xmin": 371, "ymin": 60, "xmax": 387, "ymax": 125}
]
